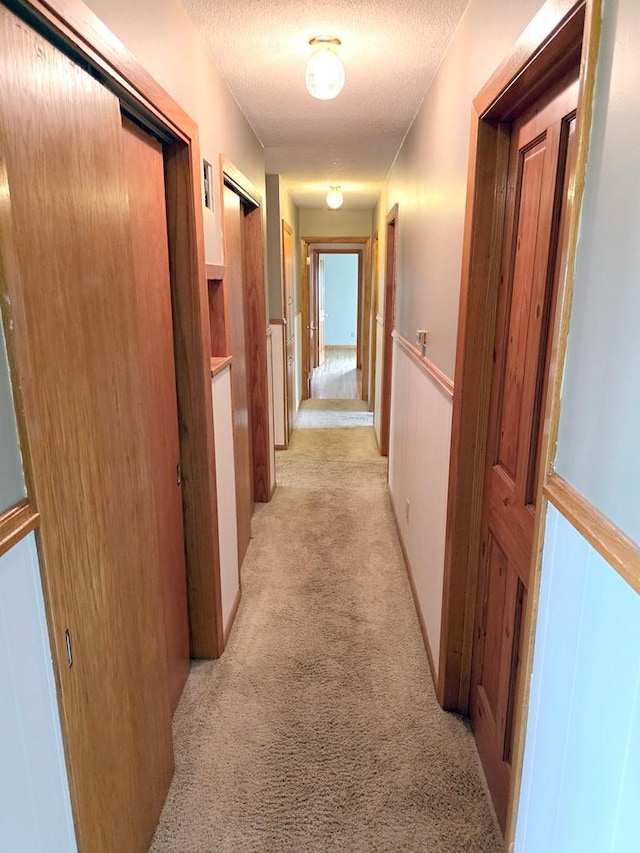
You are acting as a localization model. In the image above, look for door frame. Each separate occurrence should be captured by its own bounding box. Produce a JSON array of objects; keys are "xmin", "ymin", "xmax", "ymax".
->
[
  {"xmin": 301, "ymin": 237, "xmax": 371, "ymax": 402},
  {"xmin": 435, "ymin": 0, "xmax": 602, "ymax": 844},
  {"xmin": 379, "ymin": 204, "xmax": 398, "ymax": 456},
  {"xmin": 220, "ymin": 158, "xmax": 272, "ymax": 504}
]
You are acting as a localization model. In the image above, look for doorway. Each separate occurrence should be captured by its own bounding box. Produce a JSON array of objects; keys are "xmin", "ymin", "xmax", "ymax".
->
[
  {"xmin": 437, "ymin": 0, "xmax": 598, "ymax": 844},
  {"xmin": 301, "ymin": 238, "xmax": 372, "ymax": 404},
  {"xmin": 379, "ymin": 206, "xmax": 398, "ymax": 457},
  {"xmin": 311, "ymin": 252, "xmax": 360, "ymax": 399}
]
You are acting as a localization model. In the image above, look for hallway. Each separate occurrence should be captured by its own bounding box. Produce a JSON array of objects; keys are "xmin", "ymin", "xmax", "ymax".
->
[
  {"xmin": 149, "ymin": 401, "xmax": 501, "ymax": 851},
  {"xmin": 311, "ymin": 347, "xmax": 362, "ymax": 400}
]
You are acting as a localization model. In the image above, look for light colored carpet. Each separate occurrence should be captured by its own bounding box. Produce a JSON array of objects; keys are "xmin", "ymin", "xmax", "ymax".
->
[
  {"xmin": 296, "ymin": 398, "xmax": 373, "ymax": 429},
  {"xmin": 149, "ymin": 402, "xmax": 502, "ymax": 852}
]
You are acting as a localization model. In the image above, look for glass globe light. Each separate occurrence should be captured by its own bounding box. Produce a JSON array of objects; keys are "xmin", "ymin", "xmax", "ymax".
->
[
  {"xmin": 326, "ymin": 187, "xmax": 344, "ymax": 209},
  {"xmin": 306, "ymin": 38, "xmax": 345, "ymax": 100}
]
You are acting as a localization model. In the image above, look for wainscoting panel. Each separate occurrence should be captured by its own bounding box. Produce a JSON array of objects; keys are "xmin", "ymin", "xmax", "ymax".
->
[
  {"xmin": 265, "ymin": 327, "xmax": 276, "ymax": 495},
  {"xmin": 211, "ymin": 366, "xmax": 240, "ymax": 637},
  {"xmin": 269, "ymin": 322, "xmax": 286, "ymax": 448},
  {"xmin": 295, "ymin": 312, "xmax": 303, "ymax": 415},
  {"xmin": 388, "ymin": 337, "xmax": 453, "ymax": 679},
  {"xmin": 515, "ymin": 504, "xmax": 640, "ymax": 852},
  {"xmin": 373, "ymin": 315, "xmax": 385, "ymax": 445},
  {"xmin": 0, "ymin": 533, "xmax": 76, "ymax": 851}
]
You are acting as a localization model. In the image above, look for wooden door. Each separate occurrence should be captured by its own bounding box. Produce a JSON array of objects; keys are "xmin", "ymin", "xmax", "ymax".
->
[
  {"xmin": 122, "ymin": 117, "xmax": 190, "ymax": 715},
  {"xmin": 318, "ymin": 257, "xmax": 326, "ymax": 365},
  {"xmin": 282, "ymin": 221, "xmax": 295, "ymax": 340},
  {"xmin": 301, "ymin": 240, "xmax": 312, "ymax": 400},
  {"xmin": 282, "ymin": 220, "xmax": 296, "ymax": 437},
  {"xmin": 0, "ymin": 8, "xmax": 173, "ymax": 851},
  {"xmin": 470, "ymin": 72, "xmax": 579, "ymax": 831},
  {"xmin": 223, "ymin": 185, "xmax": 253, "ymax": 566},
  {"xmin": 379, "ymin": 208, "xmax": 398, "ymax": 457}
]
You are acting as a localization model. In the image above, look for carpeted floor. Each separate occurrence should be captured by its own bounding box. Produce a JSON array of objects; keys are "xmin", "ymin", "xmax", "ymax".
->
[{"xmin": 149, "ymin": 399, "xmax": 502, "ymax": 852}]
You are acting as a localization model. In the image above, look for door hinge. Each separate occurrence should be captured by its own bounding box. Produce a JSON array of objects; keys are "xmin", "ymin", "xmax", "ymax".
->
[
  {"xmin": 64, "ymin": 629, "xmax": 73, "ymax": 668},
  {"xmin": 177, "ymin": 462, "xmax": 183, "ymax": 486}
]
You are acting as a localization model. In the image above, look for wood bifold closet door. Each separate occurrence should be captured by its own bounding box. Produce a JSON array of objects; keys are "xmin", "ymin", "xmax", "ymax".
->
[
  {"xmin": 223, "ymin": 184, "xmax": 254, "ymax": 566},
  {"xmin": 0, "ymin": 7, "xmax": 189, "ymax": 851},
  {"xmin": 470, "ymin": 71, "xmax": 579, "ymax": 831},
  {"xmin": 121, "ymin": 116, "xmax": 190, "ymax": 714}
]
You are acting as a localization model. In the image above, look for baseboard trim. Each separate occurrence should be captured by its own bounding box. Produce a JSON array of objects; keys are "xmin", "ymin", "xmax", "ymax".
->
[
  {"xmin": 223, "ymin": 586, "xmax": 242, "ymax": 649},
  {"xmin": 389, "ymin": 490, "xmax": 439, "ymax": 692}
]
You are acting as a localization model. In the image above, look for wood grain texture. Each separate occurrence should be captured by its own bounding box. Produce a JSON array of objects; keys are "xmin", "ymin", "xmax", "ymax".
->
[
  {"xmin": 122, "ymin": 116, "xmax": 190, "ymax": 716},
  {"xmin": 300, "ymin": 239, "xmax": 310, "ymax": 400},
  {"xmin": 0, "ymin": 501, "xmax": 40, "ymax": 557},
  {"xmin": 211, "ymin": 355, "xmax": 233, "ymax": 377},
  {"xmin": 379, "ymin": 205, "xmax": 398, "ymax": 457},
  {"xmin": 392, "ymin": 331, "xmax": 454, "ymax": 397},
  {"xmin": 242, "ymin": 203, "xmax": 271, "ymax": 503},
  {"xmin": 475, "ymin": 0, "xmax": 585, "ymax": 121},
  {"xmin": 439, "ymin": 1, "xmax": 591, "ymax": 719},
  {"xmin": 505, "ymin": 9, "xmax": 603, "ymax": 845},
  {"xmin": 438, "ymin": 115, "xmax": 511, "ymax": 714},
  {"xmin": 0, "ymin": 10, "xmax": 174, "ymax": 850},
  {"xmin": 164, "ymin": 136, "xmax": 224, "ymax": 660},
  {"xmin": 545, "ymin": 475, "xmax": 640, "ymax": 592},
  {"xmin": 223, "ymin": 185, "xmax": 253, "ymax": 566},
  {"xmin": 205, "ymin": 263, "xmax": 226, "ymax": 281},
  {"xmin": 12, "ymin": 0, "xmax": 197, "ymax": 142},
  {"xmin": 209, "ymin": 279, "xmax": 230, "ymax": 357},
  {"xmin": 282, "ymin": 221, "xmax": 296, "ymax": 438}
]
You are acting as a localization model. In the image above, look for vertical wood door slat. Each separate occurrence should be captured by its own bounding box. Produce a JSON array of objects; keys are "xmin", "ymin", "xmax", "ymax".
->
[
  {"xmin": 0, "ymin": 8, "xmax": 173, "ymax": 850},
  {"xmin": 122, "ymin": 115, "xmax": 190, "ymax": 716}
]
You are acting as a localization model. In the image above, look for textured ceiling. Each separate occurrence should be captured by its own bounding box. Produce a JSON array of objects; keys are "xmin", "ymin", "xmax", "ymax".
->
[{"xmin": 179, "ymin": 0, "xmax": 469, "ymax": 208}]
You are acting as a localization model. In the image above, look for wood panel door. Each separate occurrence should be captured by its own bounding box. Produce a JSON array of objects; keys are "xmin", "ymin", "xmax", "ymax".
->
[
  {"xmin": 470, "ymin": 73, "xmax": 579, "ymax": 831},
  {"xmin": 223, "ymin": 185, "xmax": 253, "ymax": 566},
  {"xmin": 282, "ymin": 220, "xmax": 296, "ymax": 437},
  {"xmin": 122, "ymin": 117, "xmax": 190, "ymax": 715},
  {"xmin": 0, "ymin": 8, "xmax": 173, "ymax": 851},
  {"xmin": 318, "ymin": 257, "xmax": 326, "ymax": 366},
  {"xmin": 379, "ymin": 207, "xmax": 398, "ymax": 457}
]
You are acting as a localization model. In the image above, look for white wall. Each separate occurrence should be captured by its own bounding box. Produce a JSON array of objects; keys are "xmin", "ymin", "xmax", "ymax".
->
[
  {"xmin": 388, "ymin": 341, "xmax": 453, "ymax": 675},
  {"xmin": 0, "ymin": 534, "xmax": 77, "ymax": 852},
  {"xmin": 211, "ymin": 367, "xmax": 239, "ymax": 632},
  {"xmin": 299, "ymin": 208, "xmax": 372, "ymax": 239},
  {"xmin": 85, "ymin": 0, "xmax": 265, "ymax": 266},
  {"xmin": 321, "ymin": 253, "xmax": 359, "ymax": 345},
  {"xmin": 555, "ymin": 0, "xmax": 639, "ymax": 543},
  {"xmin": 269, "ymin": 323, "xmax": 287, "ymax": 448},
  {"xmin": 0, "ymin": 322, "xmax": 25, "ymax": 513}
]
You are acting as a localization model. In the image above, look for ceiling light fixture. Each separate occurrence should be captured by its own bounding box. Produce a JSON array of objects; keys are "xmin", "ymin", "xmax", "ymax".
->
[
  {"xmin": 306, "ymin": 36, "xmax": 345, "ymax": 100},
  {"xmin": 326, "ymin": 186, "xmax": 344, "ymax": 209}
]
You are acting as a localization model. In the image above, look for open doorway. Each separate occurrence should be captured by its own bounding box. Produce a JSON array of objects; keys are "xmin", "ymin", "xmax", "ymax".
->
[
  {"xmin": 301, "ymin": 238, "xmax": 373, "ymax": 404},
  {"xmin": 312, "ymin": 252, "xmax": 360, "ymax": 399}
]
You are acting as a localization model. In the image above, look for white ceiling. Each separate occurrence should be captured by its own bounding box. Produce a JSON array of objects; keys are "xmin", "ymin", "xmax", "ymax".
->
[{"xmin": 179, "ymin": 0, "xmax": 469, "ymax": 209}]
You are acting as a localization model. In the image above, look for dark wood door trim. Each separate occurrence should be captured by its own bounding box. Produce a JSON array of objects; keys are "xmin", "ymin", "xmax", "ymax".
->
[
  {"xmin": 436, "ymin": 0, "xmax": 602, "ymax": 844},
  {"xmin": 301, "ymin": 238, "xmax": 370, "ymax": 404},
  {"xmin": 379, "ymin": 204, "xmax": 398, "ymax": 457},
  {"xmin": 220, "ymin": 158, "xmax": 272, "ymax": 505}
]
